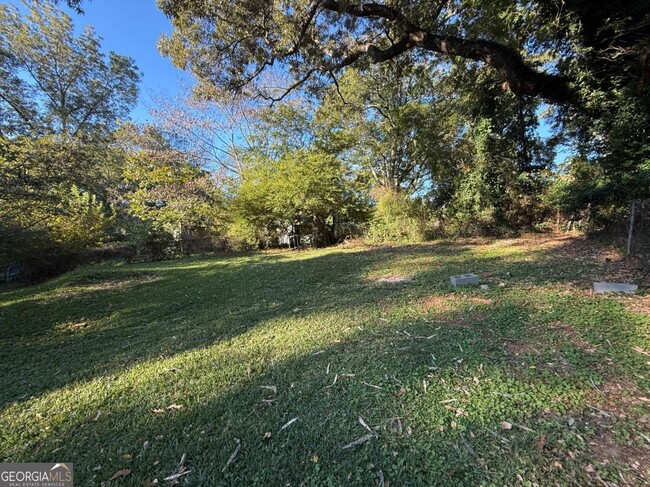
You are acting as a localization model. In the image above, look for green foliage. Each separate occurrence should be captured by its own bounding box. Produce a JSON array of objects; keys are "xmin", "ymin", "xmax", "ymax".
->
[
  {"xmin": 0, "ymin": 135, "xmax": 117, "ymax": 270},
  {"xmin": 154, "ymin": 0, "xmax": 650, "ymax": 236},
  {"xmin": 431, "ymin": 64, "xmax": 554, "ymax": 234},
  {"xmin": 367, "ymin": 189, "xmax": 427, "ymax": 243},
  {"xmin": 315, "ymin": 63, "xmax": 447, "ymax": 195},
  {"xmin": 119, "ymin": 125, "xmax": 227, "ymax": 244},
  {"xmin": 231, "ymin": 149, "xmax": 368, "ymax": 247},
  {"xmin": 0, "ymin": 1, "xmax": 140, "ymax": 138},
  {"xmin": 49, "ymin": 185, "xmax": 113, "ymax": 250},
  {"xmin": 0, "ymin": 2, "xmax": 140, "ymax": 279}
]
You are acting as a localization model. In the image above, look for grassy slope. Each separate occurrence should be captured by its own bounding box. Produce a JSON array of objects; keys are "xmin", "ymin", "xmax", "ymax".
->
[{"xmin": 0, "ymin": 236, "xmax": 648, "ymax": 486}]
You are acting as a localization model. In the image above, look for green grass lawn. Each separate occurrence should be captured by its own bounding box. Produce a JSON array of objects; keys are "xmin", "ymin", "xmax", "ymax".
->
[{"xmin": 1, "ymin": 236, "xmax": 648, "ymax": 486}]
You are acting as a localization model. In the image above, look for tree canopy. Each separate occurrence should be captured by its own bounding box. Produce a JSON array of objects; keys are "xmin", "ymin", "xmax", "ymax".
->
[
  {"xmin": 0, "ymin": 2, "xmax": 140, "ymax": 138},
  {"xmin": 157, "ymin": 0, "xmax": 649, "ymax": 105}
]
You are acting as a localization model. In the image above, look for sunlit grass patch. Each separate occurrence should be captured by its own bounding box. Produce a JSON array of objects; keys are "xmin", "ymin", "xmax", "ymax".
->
[{"xmin": 0, "ymin": 235, "xmax": 648, "ymax": 485}]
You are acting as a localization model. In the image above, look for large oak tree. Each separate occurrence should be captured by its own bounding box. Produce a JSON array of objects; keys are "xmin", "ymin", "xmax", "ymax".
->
[{"xmin": 156, "ymin": 0, "xmax": 649, "ymax": 105}]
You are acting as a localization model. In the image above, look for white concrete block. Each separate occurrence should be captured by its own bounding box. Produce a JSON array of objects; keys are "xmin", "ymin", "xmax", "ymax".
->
[
  {"xmin": 593, "ymin": 282, "xmax": 638, "ymax": 294},
  {"xmin": 450, "ymin": 274, "xmax": 479, "ymax": 287}
]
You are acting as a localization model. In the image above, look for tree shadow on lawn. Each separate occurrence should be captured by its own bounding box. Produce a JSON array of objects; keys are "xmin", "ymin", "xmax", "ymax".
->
[
  {"xmin": 0, "ymin": 243, "xmax": 478, "ymax": 405},
  {"xmin": 1, "ymin": 238, "xmax": 647, "ymax": 410},
  {"xmin": 2, "ymin": 298, "xmax": 646, "ymax": 486}
]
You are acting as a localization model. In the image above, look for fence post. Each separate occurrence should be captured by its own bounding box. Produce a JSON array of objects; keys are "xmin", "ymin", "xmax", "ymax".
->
[{"xmin": 627, "ymin": 201, "xmax": 636, "ymax": 255}]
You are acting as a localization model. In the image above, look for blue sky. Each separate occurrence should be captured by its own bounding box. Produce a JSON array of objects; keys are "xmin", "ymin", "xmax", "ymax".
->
[{"xmin": 9, "ymin": 0, "xmax": 191, "ymax": 122}]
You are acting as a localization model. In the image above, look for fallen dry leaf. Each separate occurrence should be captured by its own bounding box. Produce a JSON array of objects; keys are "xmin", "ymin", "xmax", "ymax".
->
[
  {"xmin": 394, "ymin": 417, "xmax": 403, "ymax": 435},
  {"xmin": 536, "ymin": 433, "xmax": 547, "ymax": 452},
  {"xmin": 501, "ymin": 421, "xmax": 513, "ymax": 430},
  {"xmin": 166, "ymin": 404, "xmax": 183, "ymax": 410},
  {"xmin": 280, "ymin": 417, "xmax": 298, "ymax": 430},
  {"xmin": 109, "ymin": 468, "xmax": 130, "ymax": 481},
  {"xmin": 359, "ymin": 417, "xmax": 372, "ymax": 433},
  {"xmin": 163, "ymin": 470, "xmax": 190, "ymax": 481}
]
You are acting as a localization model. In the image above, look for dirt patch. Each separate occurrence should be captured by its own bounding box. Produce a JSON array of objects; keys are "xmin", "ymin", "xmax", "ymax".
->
[
  {"xmin": 447, "ymin": 317, "xmax": 471, "ymax": 329},
  {"xmin": 587, "ymin": 378, "xmax": 647, "ymax": 419},
  {"xmin": 374, "ymin": 276, "xmax": 413, "ymax": 284},
  {"xmin": 482, "ymin": 233, "xmax": 648, "ymax": 285},
  {"xmin": 60, "ymin": 321, "xmax": 92, "ymax": 332},
  {"xmin": 466, "ymin": 297, "xmax": 494, "ymax": 306},
  {"xmin": 421, "ymin": 295, "xmax": 454, "ymax": 312},
  {"xmin": 421, "ymin": 295, "xmax": 493, "ymax": 312},
  {"xmin": 624, "ymin": 294, "xmax": 650, "ymax": 315},
  {"xmin": 504, "ymin": 339, "xmax": 543, "ymax": 357},
  {"xmin": 547, "ymin": 322, "xmax": 598, "ymax": 353},
  {"xmin": 588, "ymin": 432, "xmax": 650, "ymax": 483},
  {"xmin": 502, "ymin": 330, "xmax": 577, "ymax": 372}
]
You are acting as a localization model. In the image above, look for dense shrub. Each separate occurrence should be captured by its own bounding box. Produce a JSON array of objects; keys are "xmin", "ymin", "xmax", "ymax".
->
[{"xmin": 367, "ymin": 189, "xmax": 427, "ymax": 243}]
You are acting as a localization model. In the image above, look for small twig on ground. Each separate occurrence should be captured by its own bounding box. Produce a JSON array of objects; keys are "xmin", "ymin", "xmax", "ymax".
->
[
  {"xmin": 586, "ymin": 404, "xmax": 614, "ymax": 418},
  {"xmin": 222, "ymin": 439, "xmax": 241, "ymax": 472},
  {"xmin": 342, "ymin": 434, "xmax": 374, "ymax": 450},
  {"xmin": 589, "ymin": 376, "xmax": 603, "ymax": 394}
]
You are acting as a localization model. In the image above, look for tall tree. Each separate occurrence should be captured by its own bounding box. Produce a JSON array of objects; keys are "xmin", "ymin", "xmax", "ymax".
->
[
  {"xmin": 315, "ymin": 60, "xmax": 451, "ymax": 194},
  {"xmin": 0, "ymin": 1, "xmax": 140, "ymax": 276},
  {"xmin": 0, "ymin": 2, "xmax": 140, "ymax": 138}
]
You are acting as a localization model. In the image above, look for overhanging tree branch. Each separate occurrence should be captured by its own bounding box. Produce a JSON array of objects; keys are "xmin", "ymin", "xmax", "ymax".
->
[{"xmin": 319, "ymin": 0, "xmax": 574, "ymax": 103}]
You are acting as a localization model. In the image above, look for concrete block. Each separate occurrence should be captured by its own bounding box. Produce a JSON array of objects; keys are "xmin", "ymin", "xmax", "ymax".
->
[
  {"xmin": 593, "ymin": 282, "xmax": 638, "ymax": 294},
  {"xmin": 450, "ymin": 274, "xmax": 479, "ymax": 287}
]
